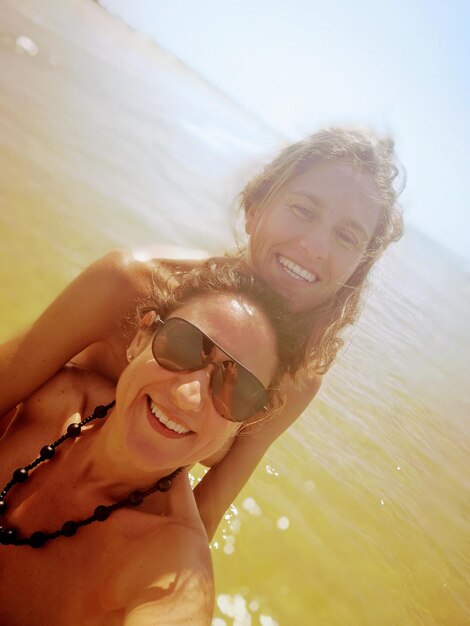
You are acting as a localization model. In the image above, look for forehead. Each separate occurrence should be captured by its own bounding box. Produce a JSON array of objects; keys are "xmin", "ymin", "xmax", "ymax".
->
[
  {"xmin": 168, "ymin": 294, "xmax": 278, "ymax": 386},
  {"xmin": 281, "ymin": 160, "xmax": 382, "ymax": 234}
]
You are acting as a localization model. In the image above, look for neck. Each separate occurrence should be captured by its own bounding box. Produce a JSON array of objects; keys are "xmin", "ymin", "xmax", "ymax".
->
[
  {"xmin": 61, "ymin": 408, "xmax": 177, "ymax": 502},
  {"xmin": 0, "ymin": 400, "xmax": 182, "ymax": 549}
]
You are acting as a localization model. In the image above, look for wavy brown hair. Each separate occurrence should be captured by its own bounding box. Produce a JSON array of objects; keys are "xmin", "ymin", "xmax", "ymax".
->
[{"xmin": 239, "ymin": 127, "xmax": 405, "ymax": 377}]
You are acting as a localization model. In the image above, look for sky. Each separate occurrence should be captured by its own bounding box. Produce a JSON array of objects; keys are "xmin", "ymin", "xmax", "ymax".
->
[{"xmin": 101, "ymin": 0, "xmax": 470, "ymax": 261}]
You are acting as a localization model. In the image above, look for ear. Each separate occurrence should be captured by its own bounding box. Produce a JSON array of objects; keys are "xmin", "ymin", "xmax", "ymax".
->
[
  {"xmin": 127, "ymin": 329, "xmax": 149, "ymax": 361},
  {"xmin": 244, "ymin": 203, "xmax": 260, "ymax": 235},
  {"xmin": 127, "ymin": 310, "xmax": 158, "ymax": 360},
  {"xmin": 139, "ymin": 309, "xmax": 157, "ymax": 328}
]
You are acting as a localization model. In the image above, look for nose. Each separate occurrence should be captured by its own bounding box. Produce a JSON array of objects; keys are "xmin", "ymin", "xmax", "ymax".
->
[
  {"xmin": 299, "ymin": 224, "xmax": 330, "ymax": 260},
  {"xmin": 170, "ymin": 376, "xmax": 206, "ymax": 412}
]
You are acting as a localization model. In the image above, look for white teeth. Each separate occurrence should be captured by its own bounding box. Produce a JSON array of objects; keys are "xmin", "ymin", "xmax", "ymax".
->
[
  {"xmin": 150, "ymin": 399, "xmax": 190, "ymax": 434},
  {"xmin": 278, "ymin": 255, "xmax": 317, "ymax": 282}
]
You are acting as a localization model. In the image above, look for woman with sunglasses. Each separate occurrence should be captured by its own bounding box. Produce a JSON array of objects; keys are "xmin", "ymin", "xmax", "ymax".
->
[
  {"xmin": 0, "ymin": 127, "xmax": 404, "ymax": 540},
  {"xmin": 0, "ymin": 260, "xmax": 303, "ymax": 626}
]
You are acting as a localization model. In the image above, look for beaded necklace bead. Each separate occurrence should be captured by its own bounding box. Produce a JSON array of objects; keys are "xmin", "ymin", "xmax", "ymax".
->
[{"xmin": 0, "ymin": 400, "xmax": 181, "ymax": 549}]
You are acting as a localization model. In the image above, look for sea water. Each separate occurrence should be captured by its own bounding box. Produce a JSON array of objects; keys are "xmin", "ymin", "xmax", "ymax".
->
[{"xmin": 0, "ymin": 2, "xmax": 469, "ymax": 624}]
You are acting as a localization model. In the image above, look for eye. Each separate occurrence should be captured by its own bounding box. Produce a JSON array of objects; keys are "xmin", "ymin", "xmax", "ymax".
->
[
  {"xmin": 336, "ymin": 229, "xmax": 359, "ymax": 248},
  {"xmin": 290, "ymin": 204, "xmax": 316, "ymax": 221}
]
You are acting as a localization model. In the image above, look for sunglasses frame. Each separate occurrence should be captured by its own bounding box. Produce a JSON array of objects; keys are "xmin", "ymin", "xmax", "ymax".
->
[{"xmin": 150, "ymin": 316, "xmax": 270, "ymax": 422}]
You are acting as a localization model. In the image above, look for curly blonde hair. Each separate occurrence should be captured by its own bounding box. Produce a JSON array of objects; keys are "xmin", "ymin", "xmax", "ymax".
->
[{"xmin": 239, "ymin": 127, "xmax": 405, "ymax": 376}]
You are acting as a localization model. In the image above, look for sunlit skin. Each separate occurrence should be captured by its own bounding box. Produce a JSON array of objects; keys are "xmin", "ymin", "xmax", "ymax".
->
[
  {"xmin": 0, "ymin": 163, "xmax": 382, "ymax": 540},
  {"xmin": 0, "ymin": 293, "xmax": 279, "ymax": 626},
  {"xmin": 244, "ymin": 160, "xmax": 382, "ymax": 312},
  {"xmin": 0, "ymin": 128, "xmax": 400, "ymax": 576},
  {"xmin": 110, "ymin": 294, "xmax": 278, "ymax": 480}
]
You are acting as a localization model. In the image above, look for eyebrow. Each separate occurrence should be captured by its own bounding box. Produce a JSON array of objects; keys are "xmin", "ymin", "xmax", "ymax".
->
[
  {"xmin": 290, "ymin": 190, "xmax": 325, "ymax": 208},
  {"xmin": 344, "ymin": 219, "xmax": 371, "ymax": 241},
  {"xmin": 291, "ymin": 191, "xmax": 373, "ymax": 241}
]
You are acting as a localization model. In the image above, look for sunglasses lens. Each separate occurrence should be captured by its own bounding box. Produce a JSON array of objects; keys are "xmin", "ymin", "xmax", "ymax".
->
[
  {"xmin": 152, "ymin": 318, "xmax": 207, "ymax": 370},
  {"xmin": 153, "ymin": 317, "xmax": 269, "ymax": 422},
  {"xmin": 212, "ymin": 364, "xmax": 268, "ymax": 422}
]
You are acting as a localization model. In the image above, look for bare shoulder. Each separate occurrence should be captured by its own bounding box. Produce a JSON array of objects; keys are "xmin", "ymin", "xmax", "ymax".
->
[
  {"xmin": 85, "ymin": 246, "xmax": 211, "ymax": 297},
  {"xmin": 108, "ymin": 472, "xmax": 213, "ymax": 624},
  {"xmin": 126, "ymin": 244, "xmax": 211, "ymax": 263},
  {"xmin": 112, "ymin": 521, "xmax": 213, "ymax": 626},
  {"xmin": 19, "ymin": 366, "xmax": 114, "ymax": 428},
  {"xmin": 82, "ymin": 250, "xmax": 154, "ymax": 297},
  {"xmin": 105, "ymin": 245, "xmax": 211, "ymax": 279}
]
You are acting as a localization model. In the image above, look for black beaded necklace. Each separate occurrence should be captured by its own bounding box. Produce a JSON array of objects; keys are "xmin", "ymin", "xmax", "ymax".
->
[{"xmin": 0, "ymin": 401, "xmax": 181, "ymax": 549}]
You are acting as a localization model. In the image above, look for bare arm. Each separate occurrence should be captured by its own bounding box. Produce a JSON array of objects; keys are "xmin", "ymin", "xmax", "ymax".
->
[
  {"xmin": 0, "ymin": 250, "xmax": 152, "ymax": 418},
  {"xmin": 194, "ymin": 374, "xmax": 322, "ymax": 540}
]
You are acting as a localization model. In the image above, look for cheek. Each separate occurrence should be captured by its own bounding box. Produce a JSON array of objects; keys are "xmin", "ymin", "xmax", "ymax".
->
[
  {"xmin": 214, "ymin": 418, "xmax": 239, "ymax": 439},
  {"xmin": 115, "ymin": 359, "xmax": 157, "ymax": 404},
  {"xmin": 114, "ymin": 366, "xmax": 135, "ymax": 404},
  {"xmin": 207, "ymin": 419, "xmax": 240, "ymax": 452},
  {"xmin": 333, "ymin": 248, "xmax": 363, "ymax": 281},
  {"xmin": 251, "ymin": 208, "xmax": 285, "ymax": 245}
]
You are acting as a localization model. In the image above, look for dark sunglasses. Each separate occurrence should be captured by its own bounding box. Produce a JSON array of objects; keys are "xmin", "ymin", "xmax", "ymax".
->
[{"xmin": 151, "ymin": 317, "xmax": 269, "ymax": 422}]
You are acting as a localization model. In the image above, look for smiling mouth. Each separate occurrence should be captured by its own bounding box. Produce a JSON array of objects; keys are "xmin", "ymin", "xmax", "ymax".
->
[
  {"xmin": 278, "ymin": 255, "xmax": 318, "ymax": 283},
  {"xmin": 147, "ymin": 396, "xmax": 193, "ymax": 435}
]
